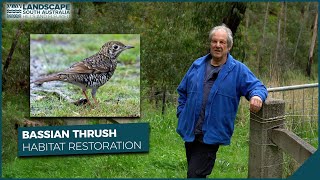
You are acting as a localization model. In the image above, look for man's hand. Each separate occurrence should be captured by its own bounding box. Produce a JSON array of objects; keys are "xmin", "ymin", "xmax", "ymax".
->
[{"xmin": 250, "ymin": 96, "xmax": 263, "ymax": 113}]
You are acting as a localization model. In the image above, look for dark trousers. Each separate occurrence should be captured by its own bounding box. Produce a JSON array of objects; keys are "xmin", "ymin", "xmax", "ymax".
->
[{"xmin": 185, "ymin": 140, "xmax": 219, "ymax": 178}]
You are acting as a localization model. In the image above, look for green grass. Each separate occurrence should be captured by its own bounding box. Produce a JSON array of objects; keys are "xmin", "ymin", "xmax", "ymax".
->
[
  {"xmin": 30, "ymin": 34, "xmax": 140, "ymax": 117},
  {"xmin": 3, "ymin": 89, "xmax": 318, "ymax": 178},
  {"xmin": 211, "ymin": 124, "xmax": 249, "ymax": 178},
  {"xmin": 2, "ymin": 92, "xmax": 29, "ymax": 164},
  {"xmin": 30, "ymin": 69, "xmax": 140, "ymax": 117},
  {"xmin": 2, "ymin": 88, "xmax": 317, "ymax": 178},
  {"xmin": 30, "ymin": 34, "xmax": 140, "ymax": 65},
  {"xmin": 3, "ymin": 100, "xmax": 251, "ymax": 178}
]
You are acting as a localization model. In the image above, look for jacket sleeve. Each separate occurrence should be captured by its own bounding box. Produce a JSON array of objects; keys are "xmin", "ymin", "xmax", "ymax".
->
[
  {"xmin": 239, "ymin": 65, "xmax": 268, "ymax": 102},
  {"xmin": 176, "ymin": 65, "xmax": 193, "ymax": 118}
]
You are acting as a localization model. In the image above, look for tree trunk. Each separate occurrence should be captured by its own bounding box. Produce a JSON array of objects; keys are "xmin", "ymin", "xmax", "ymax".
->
[
  {"xmin": 161, "ymin": 87, "xmax": 166, "ymax": 115},
  {"xmin": 257, "ymin": 2, "xmax": 269, "ymax": 76},
  {"xmin": 274, "ymin": 2, "xmax": 284, "ymax": 79},
  {"xmin": 223, "ymin": 2, "xmax": 247, "ymax": 35},
  {"xmin": 282, "ymin": 2, "xmax": 287, "ymax": 68},
  {"xmin": 306, "ymin": 11, "xmax": 318, "ymax": 77},
  {"xmin": 3, "ymin": 23, "xmax": 23, "ymax": 72},
  {"xmin": 293, "ymin": 3, "xmax": 310, "ymax": 62},
  {"xmin": 3, "ymin": 22, "xmax": 24, "ymax": 88},
  {"xmin": 243, "ymin": 7, "xmax": 250, "ymax": 63}
]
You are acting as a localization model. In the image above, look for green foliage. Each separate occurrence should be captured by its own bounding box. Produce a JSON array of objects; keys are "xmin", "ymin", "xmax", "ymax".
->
[
  {"xmin": 2, "ymin": 92, "xmax": 29, "ymax": 163},
  {"xmin": 243, "ymin": 2, "xmax": 318, "ymax": 80},
  {"xmin": 141, "ymin": 3, "xmax": 199, "ymax": 91}
]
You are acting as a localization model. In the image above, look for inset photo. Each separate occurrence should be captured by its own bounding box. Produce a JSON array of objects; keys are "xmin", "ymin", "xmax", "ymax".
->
[{"xmin": 30, "ymin": 34, "xmax": 140, "ymax": 117}]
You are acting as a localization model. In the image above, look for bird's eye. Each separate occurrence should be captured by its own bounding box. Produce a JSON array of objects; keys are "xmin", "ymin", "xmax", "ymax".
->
[{"xmin": 113, "ymin": 45, "xmax": 119, "ymax": 50}]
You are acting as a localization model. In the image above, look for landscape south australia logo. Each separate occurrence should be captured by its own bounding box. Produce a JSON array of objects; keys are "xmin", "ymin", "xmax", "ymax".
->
[{"xmin": 5, "ymin": 3, "xmax": 71, "ymax": 20}]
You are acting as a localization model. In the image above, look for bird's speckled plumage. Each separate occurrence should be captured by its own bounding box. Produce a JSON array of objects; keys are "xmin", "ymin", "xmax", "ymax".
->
[{"xmin": 34, "ymin": 41, "xmax": 134, "ymax": 105}]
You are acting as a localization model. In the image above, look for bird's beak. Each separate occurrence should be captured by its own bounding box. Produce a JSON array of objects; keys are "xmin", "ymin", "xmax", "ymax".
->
[{"xmin": 125, "ymin": 45, "xmax": 134, "ymax": 49}]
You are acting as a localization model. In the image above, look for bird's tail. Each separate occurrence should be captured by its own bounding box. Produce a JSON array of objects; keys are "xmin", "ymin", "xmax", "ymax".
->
[{"xmin": 32, "ymin": 74, "xmax": 60, "ymax": 85}]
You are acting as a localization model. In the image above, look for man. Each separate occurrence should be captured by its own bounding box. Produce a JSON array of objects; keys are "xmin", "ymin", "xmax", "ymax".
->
[{"xmin": 176, "ymin": 24, "xmax": 268, "ymax": 178}]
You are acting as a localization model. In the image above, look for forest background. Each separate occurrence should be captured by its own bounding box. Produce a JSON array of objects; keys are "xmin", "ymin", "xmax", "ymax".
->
[{"xmin": 2, "ymin": 1, "xmax": 319, "ymax": 178}]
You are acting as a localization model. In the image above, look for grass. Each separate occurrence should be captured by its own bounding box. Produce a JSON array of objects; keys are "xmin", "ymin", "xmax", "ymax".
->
[
  {"xmin": 2, "ymin": 77, "xmax": 318, "ymax": 178},
  {"xmin": 2, "ymin": 92, "xmax": 29, "ymax": 164},
  {"xmin": 3, "ymin": 99, "xmax": 250, "ymax": 178},
  {"xmin": 30, "ymin": 34, "xmax": 140, "ymax": 65},
  {"xmin": 30, "ymin": 70, "xmax": 140, "ymax": 117},
  {"xmin": 30, "ymin": 34, "xmax": 140, "ymax": 117}
]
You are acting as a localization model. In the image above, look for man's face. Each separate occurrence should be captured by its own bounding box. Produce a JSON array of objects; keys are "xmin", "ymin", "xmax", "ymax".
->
[{"xmin": 210, "ymin": 29, "xmax": 230, "ymax": 62}]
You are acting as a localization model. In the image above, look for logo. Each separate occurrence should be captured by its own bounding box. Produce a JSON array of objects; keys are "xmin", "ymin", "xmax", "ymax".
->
[{"xmin": 5, "ymin": 3, "xmax": 71, "ymax": 20}]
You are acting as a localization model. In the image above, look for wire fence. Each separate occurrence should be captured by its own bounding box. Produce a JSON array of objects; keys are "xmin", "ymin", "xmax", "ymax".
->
[
  {"xmin": 267, "ymin": 83, "xmax": 318, "ymax": 148},
  {"xmin": 264, "ymin": 83, "xmax": 318, "ymax": 177}
]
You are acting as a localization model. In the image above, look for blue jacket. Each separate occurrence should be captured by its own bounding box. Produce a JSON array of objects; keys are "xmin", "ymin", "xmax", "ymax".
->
[{"xmin": 176, "ymin": 53, "xmax": 268, "ymax": 145}]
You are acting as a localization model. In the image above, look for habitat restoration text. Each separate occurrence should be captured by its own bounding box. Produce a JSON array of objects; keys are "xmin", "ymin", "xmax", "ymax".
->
[
  {"xmin": 22, "ymin": 129, "xmax": 141, "ymax": 151},
  {"xmin": 18, "ymin": 124, "xmax": 149, "ymax": 156}
]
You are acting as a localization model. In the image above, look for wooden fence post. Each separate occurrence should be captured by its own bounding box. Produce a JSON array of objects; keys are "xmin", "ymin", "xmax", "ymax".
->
[{"xmin": 248, "ymin": 98, "xmax": 285, "ymax": 178}]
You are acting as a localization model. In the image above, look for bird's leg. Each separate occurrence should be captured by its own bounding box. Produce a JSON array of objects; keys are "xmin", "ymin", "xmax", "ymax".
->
[
  {"xmin": 91, "ymin": 88, "xmax": 99, "ymax": 105},
  {"xmin": 93, "ymin": 97, "xmax": 99, "ymax": 104},
  {"xmin": 82, "ymin": 89, "xmax": 91, "ymax": 105}
]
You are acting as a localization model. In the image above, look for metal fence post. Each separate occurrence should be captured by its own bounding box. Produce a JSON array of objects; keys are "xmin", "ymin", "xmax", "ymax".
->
[{"xmin": 248, "ymin": 98, "xmax": 285, "ymax": 178}]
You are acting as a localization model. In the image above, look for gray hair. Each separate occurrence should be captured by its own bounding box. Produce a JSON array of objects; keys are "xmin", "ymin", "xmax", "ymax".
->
[{"xmin": 209, "ymin": 24, "xmax": 233, "ymax": 48}]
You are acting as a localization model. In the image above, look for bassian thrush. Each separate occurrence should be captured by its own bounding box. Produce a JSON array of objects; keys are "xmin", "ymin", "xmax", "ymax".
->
[{"xmin": 33, "ymin": 41, "xmax": 134, "ymax": 105}]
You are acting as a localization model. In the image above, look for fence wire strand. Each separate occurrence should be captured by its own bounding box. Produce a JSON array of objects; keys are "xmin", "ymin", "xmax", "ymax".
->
[{"xmin": 266, "ymin": 85, "xmax": 318, "ymax": 177}]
